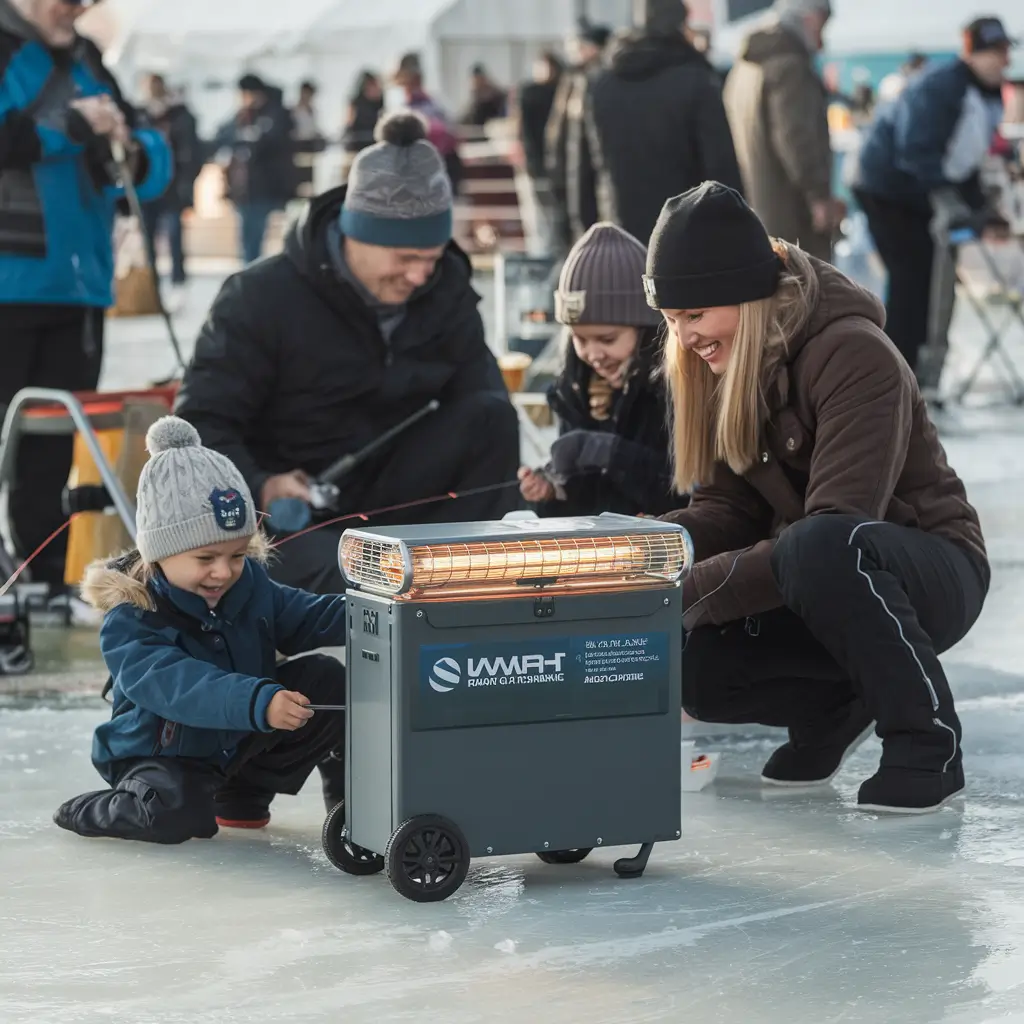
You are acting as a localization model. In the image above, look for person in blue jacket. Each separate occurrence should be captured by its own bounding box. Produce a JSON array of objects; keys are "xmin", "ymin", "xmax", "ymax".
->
[
  {"xmin": 54, "ymin": 417, "xmax": 348, "ymax": 845},
  {"xmin": 853, "ymin": 17, "xmax": 1013, "ymax": 381},
  {"xmin": 0, "ymin": 0, "xmax": 172, "ymax": 589}
]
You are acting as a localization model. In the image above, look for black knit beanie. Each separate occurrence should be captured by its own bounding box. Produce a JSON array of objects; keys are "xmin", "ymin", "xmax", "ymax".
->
[{"xmin": 643, "ymin": 181, "xmax": 784, "ymax": 311}]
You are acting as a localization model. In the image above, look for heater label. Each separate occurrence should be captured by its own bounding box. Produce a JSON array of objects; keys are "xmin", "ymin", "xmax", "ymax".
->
[{"xmin": 414, "ymin": 632, "xmax": 671, "ymax": 731}]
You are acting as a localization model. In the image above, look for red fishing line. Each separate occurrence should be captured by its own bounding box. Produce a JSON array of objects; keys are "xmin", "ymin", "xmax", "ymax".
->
[
  {"xmin": 267, "ymin": 480, "xmax": 521, "ymax": 549},
  {"xmin": 0, "ymin": 480, "xmax": 523, "ymax": 595},
  {"xmin": 0, "ymin": 516, "xmax": 77, "ymax": 598}
]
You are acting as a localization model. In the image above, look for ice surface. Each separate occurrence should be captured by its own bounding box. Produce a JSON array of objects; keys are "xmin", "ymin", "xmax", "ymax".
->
[
  {"xmin": 3, "ymin": 684, "xmax": 1024, "ymax": 1024},
  {"xmin": 2, "ymin": 286, "xmax": 1024, "ymax": 1022}
]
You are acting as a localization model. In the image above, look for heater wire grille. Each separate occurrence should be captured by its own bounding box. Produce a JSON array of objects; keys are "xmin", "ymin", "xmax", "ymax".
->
[
  {"xmin": 341, "ymin": 531, "xmax": 688, "ymax": 597},
  {"xmin": 340, "ymin": 536, "xmax": 407, "ymax": 594}
]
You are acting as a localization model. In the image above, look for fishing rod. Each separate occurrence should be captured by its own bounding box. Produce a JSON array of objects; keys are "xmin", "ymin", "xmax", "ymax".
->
[
  {"xmin": 110, "ymin": 139, "xmax": 187, "ymax": 376},
  {"xmin": 268, "ymin": 400, "xmax": 442, "ymax": 534}
]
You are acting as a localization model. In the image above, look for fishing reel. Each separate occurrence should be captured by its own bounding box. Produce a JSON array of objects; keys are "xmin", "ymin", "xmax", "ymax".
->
[{"xmin": 309, "ymin": 482, "xmax": 341, "ymax": 512}]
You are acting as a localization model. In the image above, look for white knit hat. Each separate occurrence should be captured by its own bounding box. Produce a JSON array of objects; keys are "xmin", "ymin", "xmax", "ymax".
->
[{"xmin": 135, "ymin": 417, "xmax": 256, "ymax": 563}]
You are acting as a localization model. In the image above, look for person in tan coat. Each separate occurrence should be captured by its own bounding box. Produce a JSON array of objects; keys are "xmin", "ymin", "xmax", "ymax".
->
[
  {"xmin": 643, "ymin": 182, "xmax": 989, "ymax": 816},
  {"xmin": 723, "ymin": 0, "xmax": 843, "ymax": 261}
]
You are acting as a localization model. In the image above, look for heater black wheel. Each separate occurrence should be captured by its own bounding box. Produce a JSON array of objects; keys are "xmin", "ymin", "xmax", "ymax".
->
[
  {"xmin": 536, "ymin": 848, "xmax": 592, "ymax": 865},
  {"xmin": 321, "ymin": 801, "xmax": 385, "ymax": 876},
  {"xmin": 385, "ymin": 815, "xmax": 470, "ymax": 903}
]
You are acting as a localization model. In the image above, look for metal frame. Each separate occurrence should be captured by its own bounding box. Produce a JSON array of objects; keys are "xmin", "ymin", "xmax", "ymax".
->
[
  {"xmin": 951, "ymin": 237, "xmax": 1024, "ymax": 406},
  {"xmin": 0, "ymin": 388, "xmax": 137, "ymax": 541},
  {"xmin": 512, "ymin": 392, "xmax": 557, "ymax": 468}
]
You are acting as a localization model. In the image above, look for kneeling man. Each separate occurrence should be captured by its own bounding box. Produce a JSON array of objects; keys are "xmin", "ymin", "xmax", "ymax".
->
[{"xmin": 175, "ymin": 113, "xmax": 520, "ymax": 592}]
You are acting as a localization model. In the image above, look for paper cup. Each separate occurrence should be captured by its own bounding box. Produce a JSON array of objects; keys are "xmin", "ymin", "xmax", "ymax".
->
[{"xmin": 499, "ymin": 352, "xmax": 533, "ymax": 393}]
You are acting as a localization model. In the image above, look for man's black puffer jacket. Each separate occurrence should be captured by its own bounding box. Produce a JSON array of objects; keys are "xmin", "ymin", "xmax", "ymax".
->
[
  {"xmin": 585, "ymin": 32, "xmax": 744, "ymax": 246},
  {"xmin": 174, "ymin": 186, "xmax": 509, "ymax": 504}
]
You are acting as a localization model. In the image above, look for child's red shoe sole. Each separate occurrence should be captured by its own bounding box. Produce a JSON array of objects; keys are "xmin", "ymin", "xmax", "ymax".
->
[{"xmin": 216, "ymin": 817, "xmax": 270, "ymax": 830}]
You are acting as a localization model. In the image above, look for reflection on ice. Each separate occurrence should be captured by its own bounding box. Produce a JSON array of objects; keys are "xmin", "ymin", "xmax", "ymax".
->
[{"xmin": 2, "ymin": 691, "xmax": 1024, "ymax": 1023}]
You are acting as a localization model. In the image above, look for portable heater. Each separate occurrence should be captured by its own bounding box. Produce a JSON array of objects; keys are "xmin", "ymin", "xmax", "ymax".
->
[{"xmin": 321, "ymin": 512, "xmax": 693, "ymax": 903}]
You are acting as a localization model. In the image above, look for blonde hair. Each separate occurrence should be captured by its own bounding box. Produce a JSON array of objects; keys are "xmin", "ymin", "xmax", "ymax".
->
[
  {"xmin": 81, "ymin": 531, "xmax": 274, "ymax": 613},
  {"xmin": 664, "ymin": 241, "xmax": 819, "ymax": 492}
]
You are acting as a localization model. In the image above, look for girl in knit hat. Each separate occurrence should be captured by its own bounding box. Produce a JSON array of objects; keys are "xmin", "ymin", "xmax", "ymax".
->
[
  {"xmin": 518, "ymin": 222, "xmax": 684, "ymax": 518},
  {"xmin": 54, "ymin": 417, "xmax": 352, "ymax": 845},
  {"xmin": 649, "ymin": 181, "xmax": 988, "ymax": 815}
]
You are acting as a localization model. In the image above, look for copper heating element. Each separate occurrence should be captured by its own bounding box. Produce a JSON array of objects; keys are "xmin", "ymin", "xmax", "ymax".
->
[{"xmin": 340, "ymin": 532, "xmax": 689, "ymax": 602}]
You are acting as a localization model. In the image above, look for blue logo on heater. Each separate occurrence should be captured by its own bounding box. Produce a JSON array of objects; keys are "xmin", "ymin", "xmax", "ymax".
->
[{"xmin": 429, "ymin": 657, "xmax": 462, "ymax": 693}]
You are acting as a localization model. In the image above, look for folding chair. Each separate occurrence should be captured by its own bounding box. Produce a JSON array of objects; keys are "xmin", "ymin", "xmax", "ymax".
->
[
  {"xmin": 0, "ymin": 385, "xmax": 178, "ymax": 588},
  {"xmin": 948, "ymin": 230, "xmax": 1024, "ymax": 405}
]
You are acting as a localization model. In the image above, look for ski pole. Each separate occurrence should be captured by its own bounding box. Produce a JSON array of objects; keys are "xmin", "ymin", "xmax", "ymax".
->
[{"xmin": 110, "ymin": 139, "xmax": 187, "ymax": 375}]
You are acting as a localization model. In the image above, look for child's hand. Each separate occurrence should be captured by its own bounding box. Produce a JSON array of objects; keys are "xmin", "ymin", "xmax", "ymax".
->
[
  {"xmin": 266, "ymin": 690, "xmax": 314, "ymax": 731},
  {"xmin": 518, "ymin": 466, "xmax": 555, "ymax": 503}
]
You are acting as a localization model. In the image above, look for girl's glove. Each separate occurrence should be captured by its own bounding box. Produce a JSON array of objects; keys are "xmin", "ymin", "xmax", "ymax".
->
[{"xmin": 549, "ymin": 430, "xmax": 618, "ymax": 478}]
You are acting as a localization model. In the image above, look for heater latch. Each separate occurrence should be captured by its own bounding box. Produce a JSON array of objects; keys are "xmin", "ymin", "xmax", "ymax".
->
[{"xmin": 533, "ymin": 596, "xmax": 555, "ymax": 620}]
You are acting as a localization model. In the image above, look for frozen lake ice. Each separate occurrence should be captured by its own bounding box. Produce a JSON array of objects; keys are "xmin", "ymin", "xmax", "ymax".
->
[
  {"xmin": 2, "ymin": 277, "xmax": 1024, "ymax": 1022},
  {"xmin": 3, "ymin": 682, "xmax": 1024, "ymax": 1024}
]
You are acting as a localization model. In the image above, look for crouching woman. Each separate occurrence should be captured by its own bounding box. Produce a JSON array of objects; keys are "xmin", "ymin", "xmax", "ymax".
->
[{"xmin": 649, "ymin": 182, "xmax": 989, "ymax": 814}]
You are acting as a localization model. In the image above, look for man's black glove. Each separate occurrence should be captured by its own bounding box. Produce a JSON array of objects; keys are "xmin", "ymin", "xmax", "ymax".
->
[
  {"xmin": 66, "ymin": 108, "xmax": 117, "ymax": 191},
  {"xmin": 549, "ymin": 430, "xmax": 618, "ymax": 479}
]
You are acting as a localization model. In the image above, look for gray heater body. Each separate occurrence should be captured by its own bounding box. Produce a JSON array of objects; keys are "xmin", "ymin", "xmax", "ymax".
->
[{"xmin": 342, "ymin": 516, "xmax": 684, "ymax": 872}]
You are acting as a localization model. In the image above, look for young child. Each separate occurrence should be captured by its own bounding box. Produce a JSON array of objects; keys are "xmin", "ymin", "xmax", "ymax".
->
[
  {"xmin": 519, "ymin": 222, "xmax": 683, "ymax": 518},
  {"xmin": 54, "ymin": 417, "xmax": 349, "ymax": 845}
]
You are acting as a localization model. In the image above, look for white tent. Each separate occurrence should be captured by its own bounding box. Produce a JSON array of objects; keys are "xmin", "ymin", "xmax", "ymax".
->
[
  {"xmin": 113, "ymin": 0, "xmax": 343, "ymax": 134},
  {"xmin": 114, "ymin": 0, "xmax": 633, "ymax": 137}
]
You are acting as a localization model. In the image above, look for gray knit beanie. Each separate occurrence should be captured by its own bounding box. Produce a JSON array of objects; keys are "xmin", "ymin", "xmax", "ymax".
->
[
  {"xmin": 340, "ymin": 112, "xmax": 453, "ymax": 248},
  {"xmin": 555, "ymin": 222, "xmax": 662, "ymax": 328},
  {"xmin": 135, "ymin": 417, "xmax": 256, "ymax": 563}
]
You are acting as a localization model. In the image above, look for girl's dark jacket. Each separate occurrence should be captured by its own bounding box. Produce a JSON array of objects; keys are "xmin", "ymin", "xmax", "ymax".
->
[{"xmin": 538, "ymin": 326, "xmax": 683, "ymax": 518}]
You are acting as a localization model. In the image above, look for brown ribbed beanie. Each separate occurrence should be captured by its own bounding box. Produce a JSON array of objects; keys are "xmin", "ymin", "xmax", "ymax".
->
[{"xmin": 554, "ymin": 222, "xmax": 662, "ymax": 328}]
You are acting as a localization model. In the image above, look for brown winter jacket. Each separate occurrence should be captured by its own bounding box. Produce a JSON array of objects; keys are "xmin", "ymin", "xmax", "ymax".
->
[
  {"xmin": 662, "ymin": 260, "xmax": 988, "ymax": 630},
  {"xmin": 723, "ymin": 21, "xmax": 833, "ymax": 260}
]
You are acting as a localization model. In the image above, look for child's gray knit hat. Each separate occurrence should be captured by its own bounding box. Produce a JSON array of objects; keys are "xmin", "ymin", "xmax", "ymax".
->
[{"xmin": 135, "ymin": 417, "xmax": 256, "ymax": 563}]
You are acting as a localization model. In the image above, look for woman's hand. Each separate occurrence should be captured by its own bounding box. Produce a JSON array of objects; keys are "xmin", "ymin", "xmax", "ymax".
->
[{"xmin": 518, "ymin": 466, "xmax": 555, "ymax": 503}]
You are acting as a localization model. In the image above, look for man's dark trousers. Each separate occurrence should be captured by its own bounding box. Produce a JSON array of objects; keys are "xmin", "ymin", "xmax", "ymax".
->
[{"xmin": 0, "ymin": 305, "xmax": 105, "ymax": 587}]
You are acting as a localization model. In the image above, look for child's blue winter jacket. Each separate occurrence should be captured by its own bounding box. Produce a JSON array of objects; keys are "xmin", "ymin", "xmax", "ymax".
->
[{"xmin": 84, "ymin": 553, "xmax": 346, "ymax": 784}]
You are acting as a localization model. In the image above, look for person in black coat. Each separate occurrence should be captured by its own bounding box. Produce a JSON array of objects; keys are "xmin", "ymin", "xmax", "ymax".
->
[
  {"xmin": 515, "ymin": 51, "xmax": 563, "ymax": 256},
  {"xmin": 215, "ymin": 74, "xmax": 296, "ymax": 264},
  {"xmin": 546, "ymin": 21, "xmax": 611, "ymax": 251},
  {"xmin": 343, "ymin": 71, "xmax": 384, "ymax": 156},
  {"xmin": 583, "ymin": 0, "xmax": 743, "ymax": 247},
  {"xmin": 175, "ymin": 114, "xmax": 520, "ymax": 594},
  {"xmin": 519, "ymin": 223, "xmax": 682, "ymax": 518},
  {"xmin": 140, "ymin": 74, "xmax": 202, "ymax": 290}
]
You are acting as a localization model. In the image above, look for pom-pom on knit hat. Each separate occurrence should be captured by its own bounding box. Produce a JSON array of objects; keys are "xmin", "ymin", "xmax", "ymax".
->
[{"xmin": 135, "ymin": 417, "xmax": 256, "ymax": 563}]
